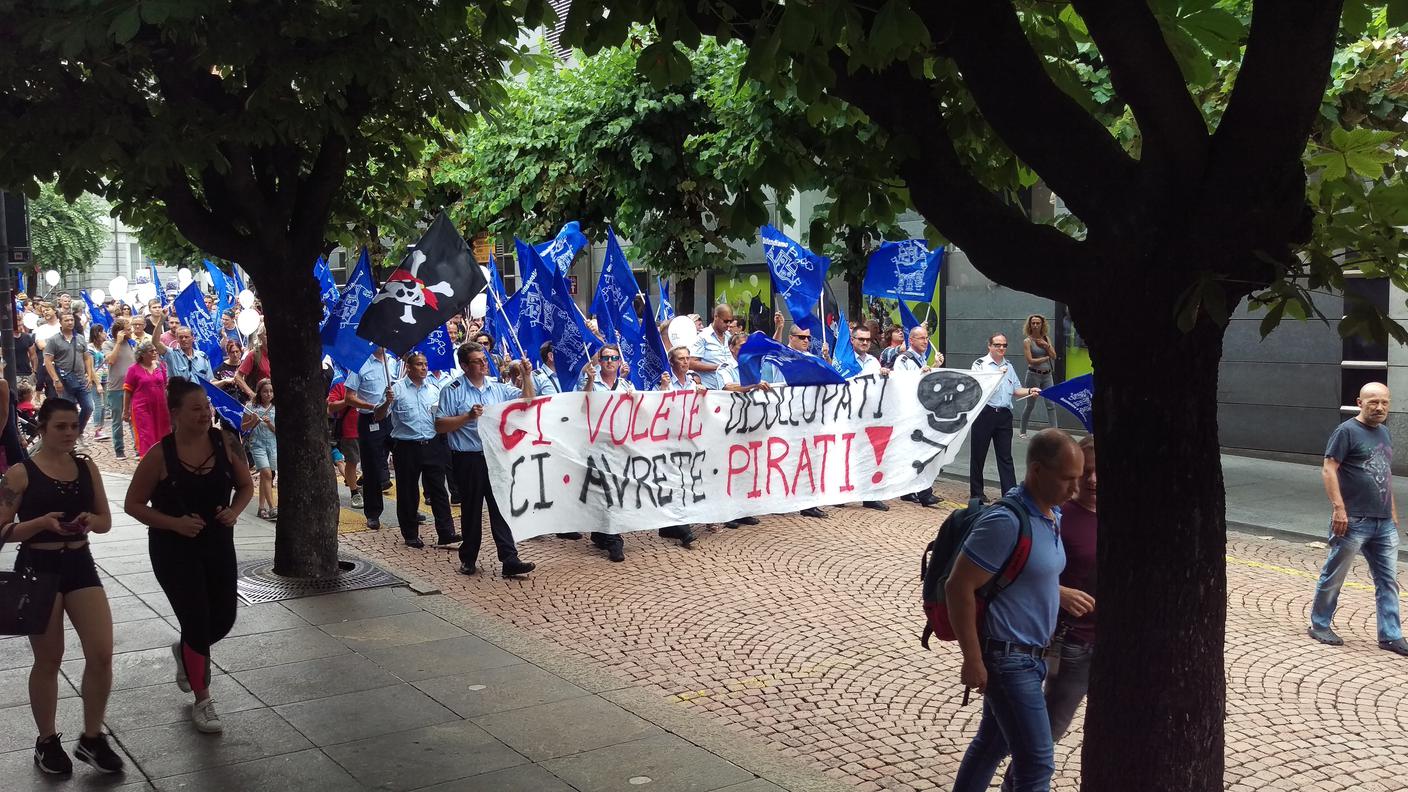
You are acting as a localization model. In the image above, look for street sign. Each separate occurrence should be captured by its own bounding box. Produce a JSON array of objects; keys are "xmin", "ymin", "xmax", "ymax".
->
[{"xmin": 567, "ymin": 275, "xmax": 578, "ymax": 296}]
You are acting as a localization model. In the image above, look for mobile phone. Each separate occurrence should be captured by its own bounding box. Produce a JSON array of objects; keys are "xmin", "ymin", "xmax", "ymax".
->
[{"xmin": 58, "ymin": 520, "xmax": 87, "ymax": 534}]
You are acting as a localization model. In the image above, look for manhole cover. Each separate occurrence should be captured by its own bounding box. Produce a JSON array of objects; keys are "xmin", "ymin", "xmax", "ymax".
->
[{"xmin": 236, "ymin": 557, "xmax": 403, "ymax": 605}]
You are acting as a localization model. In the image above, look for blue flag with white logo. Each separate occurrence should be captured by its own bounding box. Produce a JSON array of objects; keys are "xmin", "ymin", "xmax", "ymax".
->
[
  {"xmin": 172, "ymin": 282, "xmax": 223, "ymax": 365},
  {"xmin": 761, "ymin": 225, "xmax": 828, "ymax": 332},
  {"xmin": 314, "ymin": 256, "xmax": 339, "ymax": 329},
  {"xmin": 535, "ymin": 221, "xmax": 589, "ymax": 276},
  {"xmin": 201, "ymin": 377, "xmax": 248, "ymax": 435},
  {"xmin": 736, "ymin": 331, "xmax": 847, "ymax": 387},
  {"xmin": 590, "ymin": 228, "xmax": 641, "ymax": 345},
  {"xmin": 1039, "ymin": 373, "xmax": 1094, "ymax": 432},
  {"xmin": 231, "ymin": 264, "xmax": 247, "ymax": 297},
  {"xmin": 863, "ymin": 240, "xmax": 944, "ymax": 301},
  {"xmin": 80, "ymin": 290, "xmax": 112, "ymax": 332},
  {"xmin": 203, "ymin": 260, "xmax": 234, "ymax": 317},
  {"xmin": 320, "ymin": 248, "xmax": 378, "ymax": 373},
  {"xmin": 484, "ymin": 255, "xmax": 524, "ymax": 361},
  {"xmin": 832, "ymin": 312, "xmax": 862, "ymax": 378},
  {"xmin": 150, "ymin": 262, "xmax": 169, "ymax": 307},
  {"xmin": 505, "ymin": 242, "xmax": 552, "ymax": 367},
  {"xmin": 519, "ymin": 239, "xmax": 602, "ymax": 391},
  {"xmin": 656, "ymin": 278, "xmax": 675, "ymax": 323},
  {"xmin": 413, "ymin": 324, "xmax": 455, "ymax": 372}
]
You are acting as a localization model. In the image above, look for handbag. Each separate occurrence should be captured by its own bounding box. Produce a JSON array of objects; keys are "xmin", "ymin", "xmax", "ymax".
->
[{"xmin": 0, "ymin": 523, "xmax": 61, "ymax": 636}]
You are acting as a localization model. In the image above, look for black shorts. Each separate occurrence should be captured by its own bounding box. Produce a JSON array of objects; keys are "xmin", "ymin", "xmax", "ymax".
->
[{"xmin": 16, "ymin": 545, "xmax": 103, "ymax": 595}]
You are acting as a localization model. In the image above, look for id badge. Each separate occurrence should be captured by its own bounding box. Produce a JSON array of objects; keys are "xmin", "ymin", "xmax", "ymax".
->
[{"xmin": 368, "ymin": 422, "xmax": 380, "ymax": 433}]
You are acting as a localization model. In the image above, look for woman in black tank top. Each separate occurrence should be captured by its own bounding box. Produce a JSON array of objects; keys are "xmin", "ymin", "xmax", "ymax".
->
[
  {"xmin": 123, "ymin": 379, "xmax": 253, "ymax": 736},
  {"xmin": 0, "ymin": 397, "xmax": 125, "ymax": 775}
]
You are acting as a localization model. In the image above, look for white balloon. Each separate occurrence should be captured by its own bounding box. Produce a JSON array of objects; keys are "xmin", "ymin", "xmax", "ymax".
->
[
  {"xmin": 44, "ymin": 270, "xmax": 60, "ymax": 286},
  {"xmin": 35, "ymin": 324, "xmax": 58, "ymax": 342},
  {"xmin": 136, "ymin": 282, "xmax": 157, "ymax": 303},
  {"xmin": 127, "ymin": 291, "xmax": 142, "ymax": 308},
  {"xmin": 90, "ymin": 289, "xmax": 105, "ymax": 304},
  {"xmin": 469, "ymin": 292, "xmax": 488, "ymax": 319},
  {"xmin": 237, "ymin": 289, "xmax": 255, "ymax": 309},
  {"xmin": 237, "ymin": 310, "xmax": 262, "ymax": 337},
  {"xmin": 109, "ymin": 276, "xmax": 128, "ymax": 296},
  {"xmin": 177, "ymin": 267, "xmax": 192, "ymax": 287},
  {"xmin": 21, "ymin": 313, "xmax": 38, "ymax": 330}
]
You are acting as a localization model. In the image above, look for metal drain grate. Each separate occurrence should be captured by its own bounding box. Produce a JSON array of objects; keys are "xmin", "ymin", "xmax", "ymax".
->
[{"xmin": 236, "ymin": 557, "xmax": 404, "ymax": 605}]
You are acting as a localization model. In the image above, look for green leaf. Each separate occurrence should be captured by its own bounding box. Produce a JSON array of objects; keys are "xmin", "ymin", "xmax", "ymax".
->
[
  {"xmin": 1309, "ymin": 152, "xmax": 1348, "ymax": 181},
  {"xmin": 1344, "ymin": 149, "xmax": 1392, "ymax": 178},
  {"xmin": 110, "ymin": 6, "xmax": 141, "ymax": 44},
  {"xmin": 1340, "ymin": 0, "xmax": 1372, "ymax": 37},
  {"xmin": 1161, "ymin": 24, "xmax": 1214, "ymax": 86},
  {"xmin": 1389, "ymin": 0, "xmax": 1408, "ymax": 27},
  {"xmin": 1258, "ymin": 300, "xmax": 1286, "ymax": 339}
]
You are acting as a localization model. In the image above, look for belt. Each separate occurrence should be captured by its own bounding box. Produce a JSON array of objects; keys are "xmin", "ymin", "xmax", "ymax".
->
[
  {"xmin": 1029, "ymin": 368, "xmax": 1050, "ymax": 375},
  {"xmin": 983, "ymin": 405, "xmax": 1011, "ymax": 413},
  {"xmin": 394, "ymin": 437, "xmax": 436, "ymax": 445},
  {"xmin": 981, "ymin": 638, "xmax": 1046, "ymax": 657}
]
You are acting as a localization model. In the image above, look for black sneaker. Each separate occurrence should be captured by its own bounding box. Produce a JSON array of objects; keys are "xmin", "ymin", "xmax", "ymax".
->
[
  {"xmin": 435, "ymin": 533, "xmax": 463, "ymax": 546},
  {"xmin": 114, "ymin": 451, "xmax": 127, "ymax": 460},
  {"xmin": 74, "ymin": 733, "xmax": 125, "ymax": 774},
  {"xmin": 34, "ymin": 733, "xmax": 72, "ymax": 774}
]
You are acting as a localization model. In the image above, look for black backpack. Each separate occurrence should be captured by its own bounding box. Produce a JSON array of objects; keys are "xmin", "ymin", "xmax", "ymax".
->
[{"xmin": 920, "ymin": 496, "xmax": 1032, "ymax": 649}]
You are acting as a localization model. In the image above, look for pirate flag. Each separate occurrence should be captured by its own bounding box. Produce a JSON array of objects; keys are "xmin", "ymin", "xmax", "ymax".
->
[{"xmin": 357, "ymin": 211, "xmax": 486, "ymax": 356}]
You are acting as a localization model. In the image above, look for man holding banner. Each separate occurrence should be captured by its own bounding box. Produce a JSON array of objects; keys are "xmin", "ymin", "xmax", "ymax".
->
[
  {"xmin": 970, "ymin": 333, "xmax": 1041, "ymax": 503},
  {"xmin": 894, "ymin": 326, "xmax": 943, "ymax": 371},
  {"xmin": 688, "ymin": 304, "xmax": 735, "ymax": 390}
]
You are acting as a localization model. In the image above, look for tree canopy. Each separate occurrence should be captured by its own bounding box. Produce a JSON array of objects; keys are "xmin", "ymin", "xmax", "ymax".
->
[{"xmin": 26, "ymin": 183, "xmax": 109, "ymax": 276}]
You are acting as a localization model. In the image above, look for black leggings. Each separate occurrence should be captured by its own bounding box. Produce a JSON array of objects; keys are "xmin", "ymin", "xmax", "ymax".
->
[{"xmin": 149, "ymin": 528, "xmax": 237, "ymax": 693}]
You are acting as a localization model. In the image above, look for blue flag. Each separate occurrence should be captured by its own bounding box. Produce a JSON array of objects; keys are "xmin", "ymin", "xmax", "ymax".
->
[
  {"xmin": 203, "ymin": 260, "xmax": 234, "ymax": 317},
  {"xmin": 736, "ymin": 331, "xmax": 847, "ymax": 387},
  {"xmin": 519, "ymin": 239, "xmax": 602, "ymax": 392},
  {"xmin": 832, "ymin": 312, "xmax": 862, "ymax": 378},
  {"xmin": 80, "ymin": 290, "xmax": 112, "ymax": 332},
  {"xmin": 761, "ymin": 225, "xmax": 828, "ymax": 330},
  {"xmin": 320, "ymin": 248, "xmax": 378, "ymax": 372},
  {"xmin": 621, "ymin": 288, "xmax": 670, "ymax": 391},
  {"xmin": 656, "ymin": 278, "xmax": 675, "ymax": 323},
  {"xmin": 863, "ymin": 240, "xmax": 944, "ymax": 301},
  {"xmin": 16, "ymin": 271, "xmax": 24, "ymax": 295},
  {"xmin": 413, "ymin": 324, "xmax": 455, "ymax": 372},
  {"xmin": 313, "ymin": 256, "xmax": 339, "ymax": 329},
  {"xmin": 535, "ymin": 221, "xmax": 589, "ymax": 276},
  {"xmin": 231, "ymin": 264, "xmax": 247, "ymax": 296},
  {"xmin": 485, "ymin": 255, "xmax": 525, "ymax": 361},
  {"xmin": 590, "ymin": 228, "xmax": 641, "ymax": 345},
  {"xmin": 200, "ymin": 377, "xmax": 248, "ymax": 435},
  {"xmin": 150, "ymin": 262, "xmax": 169, "ymax": 307},
  {"xmin": 1039, "ymin": 373, "xmax": 1094, "ymax": 432},
  {"xmin": 172, "ymin": 282, "xmax": 224, "ymax": 365},
  {"xmin": 505, "ymin": 241, "xmax": 552, "ymax": 367}
]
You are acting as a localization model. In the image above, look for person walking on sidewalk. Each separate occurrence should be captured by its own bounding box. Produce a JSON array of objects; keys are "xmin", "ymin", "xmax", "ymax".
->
[
  {"xmin": 1018, "ymin": 315, "xmax": 1058, "ymax": 439},
  {"xmin": 969, "ymin": 333, "xmax": 1041, "ymax": 504},
  {"xmin": 437, "ymin": 342, "xmax": 536, "ymax": 577},
  {"xmin": 1308, "ymin": 382, "xmax": 1408, "ymax": 656},
  {"xmin": 947, "ymin": 429, "xmax": 1081, "ymax": 792},
  {"xmin": 0, "ymin": 398, "xmax": 125, "ymax": 775},
  {"xmin": 380, "ymin": 351, "xmax": 459, "ymax": 549},
  {"xmin": 344, "ymin": 348, "xmax": 399, "ymax": 530},
  {"xmin": 125, "ymin": 379, "xmax": 255, "ymax": 734}
]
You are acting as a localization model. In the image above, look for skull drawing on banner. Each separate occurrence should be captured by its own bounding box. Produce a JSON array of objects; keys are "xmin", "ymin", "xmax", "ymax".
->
[
  {"xmin": 371, "ymin": 250, "xmax": 456, "ymax": 324},
  {"xmin": 911, "ymin": 370, "xmax": 984, "ymax": 472}
]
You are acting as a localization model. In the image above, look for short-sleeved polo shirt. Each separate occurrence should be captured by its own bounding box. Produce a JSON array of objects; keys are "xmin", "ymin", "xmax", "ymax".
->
[
  {"xmin": 972, "ymin": 355, "xmax": 1023, "ymax": 409},
  {"xmin": 438, "ymin": 375, "xmax": 522, "ymax": 452},
  {"xmin": 959, "ymin": 484, "xmax": 1065, "ymax": 647}
]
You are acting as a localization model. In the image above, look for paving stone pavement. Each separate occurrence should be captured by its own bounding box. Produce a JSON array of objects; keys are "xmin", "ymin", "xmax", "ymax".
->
[
  {"xmin": 343, "ymin": 478, "xmax": 1408, "ymax": 792},
  {"xmin": 0, "ymin": 471, "xmax": 833, "ymax": 792}
]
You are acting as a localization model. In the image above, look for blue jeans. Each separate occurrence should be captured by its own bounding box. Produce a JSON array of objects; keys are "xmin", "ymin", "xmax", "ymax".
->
[
  {"xmin": 106, "ymin": 390, "xmax": 126, "ymax": 455},
  {"xmin": 952, "ymin": 650, "xmax": 1053, "ymax": 792},
  {"xmin": 1310, "ymin": 516, "xmax": 1402, "ymax": 642},
  {"xmin": 57, "ymin": 373, "xmax": 94, "ymax": 434}
]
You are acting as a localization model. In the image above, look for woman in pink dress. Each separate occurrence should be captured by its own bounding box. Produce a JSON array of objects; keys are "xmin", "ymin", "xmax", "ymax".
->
[{"xmin": 123, "ymin": 341, "xmax": 170, "ymax": 458}]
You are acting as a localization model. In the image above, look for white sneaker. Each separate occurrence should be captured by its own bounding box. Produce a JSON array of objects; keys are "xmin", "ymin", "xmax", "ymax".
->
[{"xmin": 192, "ymin": 698, "xmax": 223, "ymax": 734}]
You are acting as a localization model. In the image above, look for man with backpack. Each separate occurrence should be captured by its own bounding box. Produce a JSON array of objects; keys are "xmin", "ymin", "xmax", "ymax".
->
[{"xmin": 945, "ymin": 428, "xmax": 1082, "ymax": 792}]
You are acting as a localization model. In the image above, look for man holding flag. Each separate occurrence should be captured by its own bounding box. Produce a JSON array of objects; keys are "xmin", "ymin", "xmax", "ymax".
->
[
  {"xmin": 894, "ymin": 325, "xmax": 944, "ymax": 372},
  {"xmin": 689, "ymin": 304, "xmax": 735, "ymax": 389}
]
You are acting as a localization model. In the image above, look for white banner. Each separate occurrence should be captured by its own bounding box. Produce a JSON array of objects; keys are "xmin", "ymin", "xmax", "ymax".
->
[{"xmin": 483, "ymin": 369, "xmax": 1002, "ymax": 540}]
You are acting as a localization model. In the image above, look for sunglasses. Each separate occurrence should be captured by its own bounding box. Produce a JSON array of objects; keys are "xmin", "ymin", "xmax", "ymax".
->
[
  {"xmin": 599, "ymin": 355, "xmax": 621, "ymax": 362},
  {"xmin": 791, "ymin": 334, "xmax": 811, "ymax": 340}
]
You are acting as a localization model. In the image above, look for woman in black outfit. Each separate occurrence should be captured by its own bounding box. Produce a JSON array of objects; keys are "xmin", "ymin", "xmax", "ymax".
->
[
  {"xmin": 0, "ymin": 398, "xmax": 124, "ymax": 775},
  {"xmin": 124, "ymin": 378, "xmax": 253, "ymax": 734}
]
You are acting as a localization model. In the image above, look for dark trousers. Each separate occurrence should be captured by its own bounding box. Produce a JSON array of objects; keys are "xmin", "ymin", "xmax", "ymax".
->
[
  {"xmin": 391, "ymin": 437, "xmax": 454, "ymax": 540},
  {"xmin": 452, "ymin": 450, "xmax": 519, "ymax": 567},
  {"xmin": 149, "ymin": 528, "xmax": 237, "ymax": 693},
  {"xmin": 969, "ymin": 406, "xmax": 1016, "ymax": 499},
  {"xmin": 357, "ymin": 413, "xmax": 390, "ymax": 521}
]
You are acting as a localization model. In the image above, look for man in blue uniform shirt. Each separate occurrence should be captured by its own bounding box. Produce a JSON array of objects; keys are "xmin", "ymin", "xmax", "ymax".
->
[
  {"xmin": 970, "ymin": 333, "xmax": 1042, "ymax": 503},
  {"xmin": 378, "ymin": 351, "xmax": 459, "ymax": 549},
  {"xmin": 436, "ymin": 342, "xmax": 538, "ymax": 577},
  {"xmin": 344, "ymin": 348, "xmax": 400, "ymax": 529}
]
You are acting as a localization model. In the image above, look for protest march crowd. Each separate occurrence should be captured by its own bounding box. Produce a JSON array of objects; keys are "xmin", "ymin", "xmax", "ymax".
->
[{"xmin": 2, "ymin": 218, "xmax": 1397, "ymax": 792}]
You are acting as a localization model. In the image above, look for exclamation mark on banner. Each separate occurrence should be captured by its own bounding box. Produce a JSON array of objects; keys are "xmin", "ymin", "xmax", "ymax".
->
[{"xmin": 864, "ymin": 426, "xmax": 892, "ymax": 484}]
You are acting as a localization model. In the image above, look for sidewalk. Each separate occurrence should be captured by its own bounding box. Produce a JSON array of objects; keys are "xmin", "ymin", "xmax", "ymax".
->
[
  {"xmin": 941, "ymin": 425, "xmax": 1408, "ymax": 546},
  {"xmin": 0, "ymin": 471, "xmax": 842, "ymax": 792}
]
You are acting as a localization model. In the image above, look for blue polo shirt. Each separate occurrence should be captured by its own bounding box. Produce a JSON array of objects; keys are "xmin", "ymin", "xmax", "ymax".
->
[
  {"xmin": 960, "ymin": 484, "xmax": 1065, "ymax": 647},
  {"xmin": 388, "ymin": 377, "xmax": 441, "ymax": 441},
  {"xmin": 437, "ymin": 375, "xmax": 522, "ymax": 452},
  {"xmin": 972, "ymin": 355, "xmax": 1023, "ymax": 409},
  {"xmin": 164, "ymin": 348, "xmax": 214, "ymax": 383},
  {"xmin": 345, "ymin": 355, "xmax": 400, "ymax": 414}
]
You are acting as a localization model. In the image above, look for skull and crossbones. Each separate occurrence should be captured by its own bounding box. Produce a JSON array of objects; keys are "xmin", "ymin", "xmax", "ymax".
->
[
  {"xmin": 911, "ymin": 370, "xmax": 983, "ymax": 472},
  {"xmin": 371, "ymin": 250, "xmax": 455, "ymax": 324}
]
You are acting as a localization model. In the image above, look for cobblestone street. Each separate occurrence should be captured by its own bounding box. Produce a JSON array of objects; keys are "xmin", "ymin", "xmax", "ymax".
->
[{"xmin": 340, "ymin": 482, "xmax": 1408, "ymax": 792}]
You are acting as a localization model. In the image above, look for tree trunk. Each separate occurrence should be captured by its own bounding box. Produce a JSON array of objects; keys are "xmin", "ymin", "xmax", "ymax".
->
[
  {"xmin": 250, "ymin": 253, "xmax": 341, "ymax": 578},
  {"xmin": 1076, "ymin": 290, "xmax": 1229, "ymax": 792}
]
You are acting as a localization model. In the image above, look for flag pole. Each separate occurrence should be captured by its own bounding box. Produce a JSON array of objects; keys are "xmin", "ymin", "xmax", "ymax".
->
[{"xmin": 489, "ymin": 286, "xmax": 525, "ymax": 360}]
